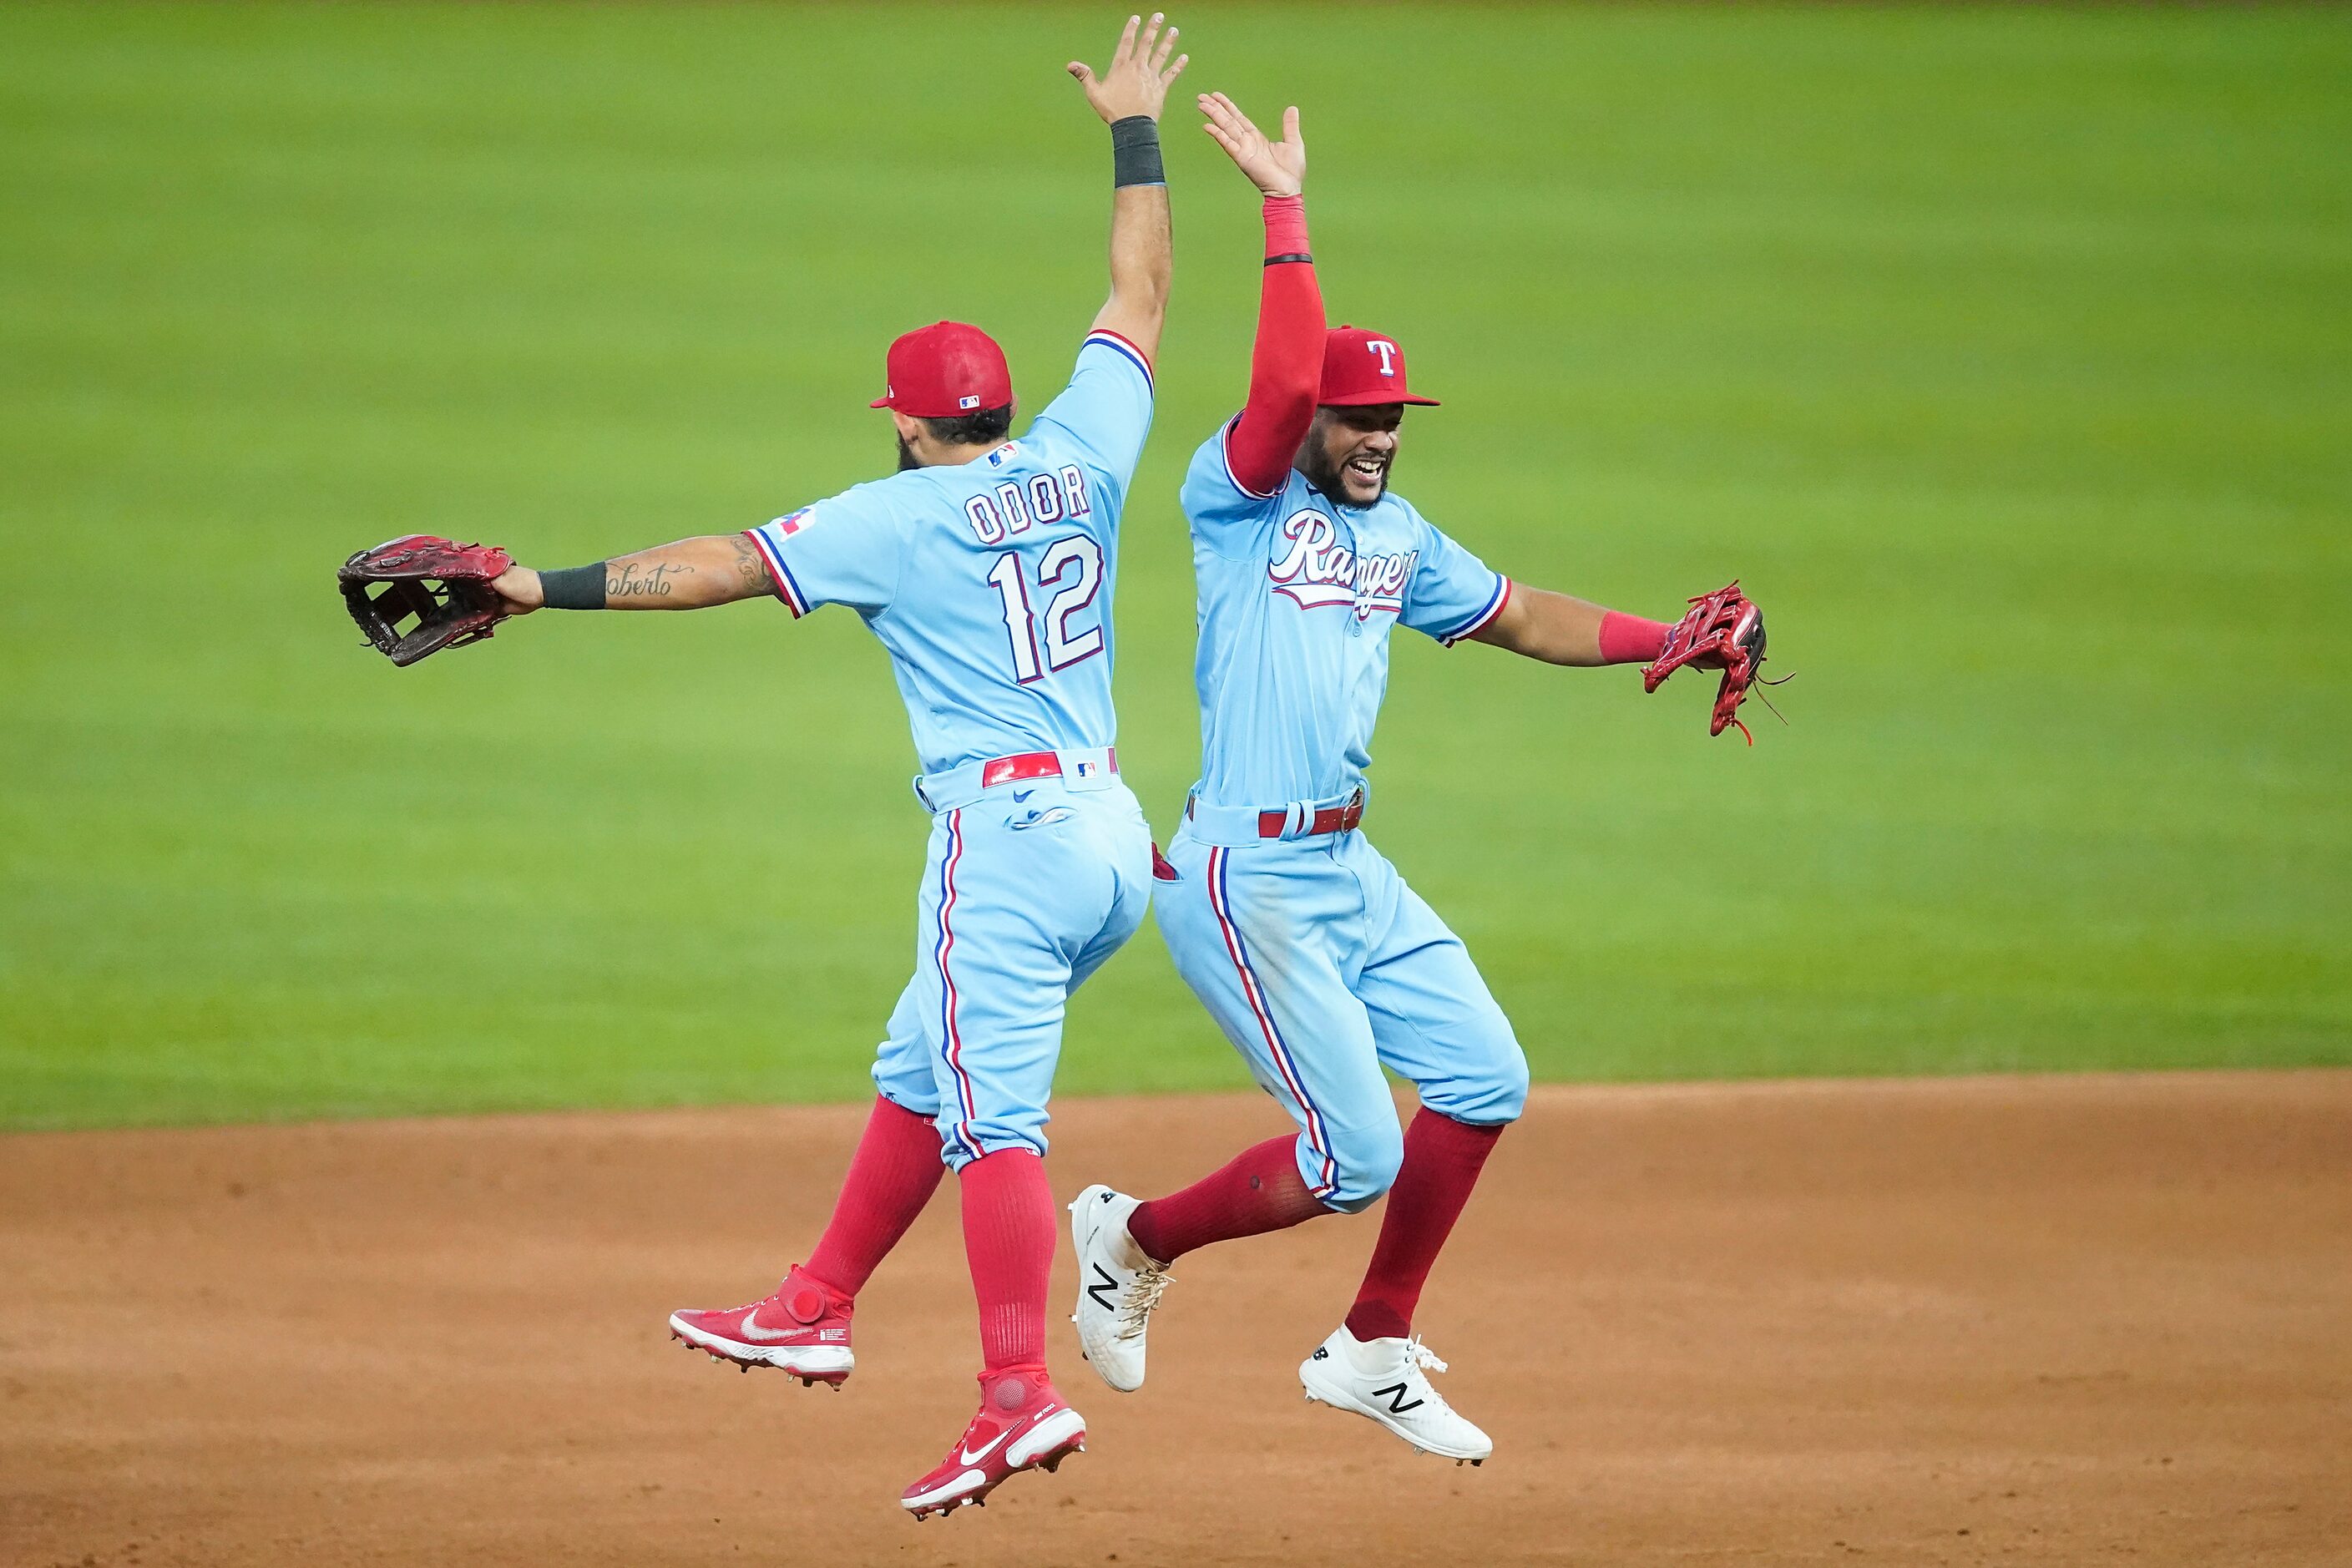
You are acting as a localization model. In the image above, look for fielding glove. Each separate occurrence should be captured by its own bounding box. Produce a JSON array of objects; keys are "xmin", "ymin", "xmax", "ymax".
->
[
  {"xmin": 339, "ymin": 534, "xmax": 514, "ymax": 667},
  {"xmin": 1642, "ymin": 579, "xmax": 1777, "ymax": 743}
]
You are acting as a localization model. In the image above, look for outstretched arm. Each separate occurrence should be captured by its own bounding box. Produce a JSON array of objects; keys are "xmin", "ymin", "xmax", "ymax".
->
[
  {"xmin": 1069, "ymin": 14, "xmax": 1187, "ymax": 364},
  {"xmin": 1201, "ymin": 93, "xmax": 1321, "ymax": 497},
  {"xmin": 487, "ymin": 534, "xmax": 776, "ymax": 614},
  {"xmin": 1470, "ymin": 587, "xmax": 1669, "ymax": 667}
]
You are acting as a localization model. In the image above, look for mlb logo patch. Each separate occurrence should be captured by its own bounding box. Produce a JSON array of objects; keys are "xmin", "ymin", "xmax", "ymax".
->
[
  {"xmin": 959, "ymin": 394, "xmax": 983, "ymax": 410},
  {"xmin": 776, "ymin": 508, "xmax": 812, "ymax": 536}
]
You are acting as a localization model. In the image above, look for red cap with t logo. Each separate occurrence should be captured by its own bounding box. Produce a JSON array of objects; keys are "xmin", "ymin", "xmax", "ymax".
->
[
  {"xmin": 869, "ymin": 321, "xmax": 1014, "ymax": 418},
  {"xmin": 1318, "ymin": 325, "xmax": 1441, "ymax": 407}
]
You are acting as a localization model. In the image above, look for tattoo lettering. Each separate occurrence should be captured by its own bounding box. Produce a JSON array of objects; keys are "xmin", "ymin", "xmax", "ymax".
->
[
  {"xmin": 730, "ymin": 534, "xmax": 776, "ymax": 599},
  {"xmin": 606, "ymin": 561, "xmax": 686, "ymax": 599}
]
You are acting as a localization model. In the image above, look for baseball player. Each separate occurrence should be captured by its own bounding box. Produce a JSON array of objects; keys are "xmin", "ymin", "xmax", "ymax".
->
[
  {"xmin": 1067, "ymin": 94, "xmax": 1767, "ymax": 1464},
  {"xmin": 480, "ymin": 18, "xmax": 1189, "ymax": 1516}
]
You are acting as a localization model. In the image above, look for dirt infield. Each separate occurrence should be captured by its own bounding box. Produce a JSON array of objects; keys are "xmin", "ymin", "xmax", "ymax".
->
[{"xmin": 4, "ymin": 1073, "xmax": 2347, "ymax": 1567}]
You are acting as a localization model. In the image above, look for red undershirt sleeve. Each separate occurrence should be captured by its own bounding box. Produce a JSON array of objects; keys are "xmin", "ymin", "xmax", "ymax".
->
[
  {"xmin": 1223, "ymin": 195, "xmax": 1325, "ymax": 498},
  {"xmin": 1596, "ymin": 610, "xmax": 1672, "ymax": 665}
]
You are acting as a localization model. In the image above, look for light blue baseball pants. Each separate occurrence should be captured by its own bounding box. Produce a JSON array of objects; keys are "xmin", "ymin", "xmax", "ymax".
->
[
  {"xmin": 869, "ymin": 766, "xmax": 1154, "ymax": 1167},
  {"xmin": 1154, "ymin": 822, "xmax": 1529, "ymax": 1213}
]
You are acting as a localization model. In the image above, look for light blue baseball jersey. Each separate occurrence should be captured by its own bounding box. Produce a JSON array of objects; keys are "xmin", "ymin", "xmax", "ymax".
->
[
  {"xmin": 746, "ymin": 331, "xmax": 1155, "ymax": 775},
  {"xmin": 1179, "ymin": 419, "xmax": 1512, "ymax": 807}
]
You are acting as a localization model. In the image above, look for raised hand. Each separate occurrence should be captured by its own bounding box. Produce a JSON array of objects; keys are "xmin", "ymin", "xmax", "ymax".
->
[
  {"xmin": 1069, "ymin": 13, "xmax": 1187, "ymax": 124},
  {"xmin": 1198, "ymin": 92, "xmax": 1304, "ymax": 199}
]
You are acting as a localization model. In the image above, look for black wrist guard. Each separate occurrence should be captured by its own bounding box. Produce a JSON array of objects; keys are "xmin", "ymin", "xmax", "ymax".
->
[
  {"xmin": 1110, "ymin": 116, "xmax": 1164, "ymax": 188},
  {"xmin": 539, "ymin": 564, "xmax": 608, "ymax": 609}
]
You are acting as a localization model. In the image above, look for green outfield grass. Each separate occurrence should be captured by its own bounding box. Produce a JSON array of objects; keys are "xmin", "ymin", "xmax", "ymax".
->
[{"xmin": 3, "ymin": 3, "xmax": 2346, "ymax": 1130}]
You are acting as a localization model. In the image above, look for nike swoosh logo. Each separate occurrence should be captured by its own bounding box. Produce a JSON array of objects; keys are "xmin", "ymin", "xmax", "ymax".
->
[
  {"xmin": 1013, "ymin": 789, "xmax": 1034, "ymax": 802},
  {"xmin": 959, "ymin": 1426, "xmax": 1014, "ymax": 1466},
  {"xmin": 736, "ymin": 1311, "xmax": 804, "ymax": 1343}
]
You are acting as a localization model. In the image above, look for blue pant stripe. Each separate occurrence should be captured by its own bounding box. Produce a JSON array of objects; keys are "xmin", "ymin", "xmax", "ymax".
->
[
  {"xmin": 1209, "ymin": 847, "xmax": 1338, "ymax": 1197},
  {"xmin": 934, "ymin": 809, "xmax": 980, "ymax": 1160}
]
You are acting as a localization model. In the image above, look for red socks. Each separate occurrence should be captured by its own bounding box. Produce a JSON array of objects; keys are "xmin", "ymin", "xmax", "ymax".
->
[
  {"xmin": 802, "ymin": 1103, "xmax": 1498, "ymax": 1368},
  {"xmin": 1127, "ymin": 1135, "xmax": 1333, "ymax": 1265},
  {"xmin": 1344, "ymin": 1110, "xmax": 1504, "ymax": 1343},
  {"xmin": 959, "ymin": 1149, "xmax": 1057, "ymax": 1371},
  {"xmin": 802, "ymin": 1095, "xmax": 946, "ymax": 1298}
]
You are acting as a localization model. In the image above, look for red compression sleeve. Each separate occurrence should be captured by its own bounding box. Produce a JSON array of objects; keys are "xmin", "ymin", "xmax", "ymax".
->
[
  {"xmin": 1597, "ymin": 611, "xmax": 1671, "ymax": 665},
  {"xmin": 1224, "ymin": 195, "xmax": 1325, "ymax": 497}
]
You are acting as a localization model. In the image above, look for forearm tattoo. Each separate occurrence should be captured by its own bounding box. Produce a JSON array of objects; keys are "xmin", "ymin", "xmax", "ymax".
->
[
  {"xmin": 605, "ymin": 561, "xmax": 686, "ymax": 599},
  {"xmin": 729, "ymin": 534, "xmax": 776, "ymax": 599}
]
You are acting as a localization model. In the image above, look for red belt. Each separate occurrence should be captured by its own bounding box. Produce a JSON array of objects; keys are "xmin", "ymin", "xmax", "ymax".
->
[
  {"xmin": 1257, "ymin": 790, "xmax": 1365, "ymax": 840},
  {"xmin": 980, "ymin": 748, "xmax": 1117, "ymax": 790}
]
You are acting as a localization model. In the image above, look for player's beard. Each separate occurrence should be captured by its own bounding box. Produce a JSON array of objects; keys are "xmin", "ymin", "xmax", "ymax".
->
[
  {"xmin": 895, "ymin": 431, "xmax": 920, "ymax": 472},
  {"xmin": 1302, "ymin": 444, "xmax": 1390, "ymax": 507}
]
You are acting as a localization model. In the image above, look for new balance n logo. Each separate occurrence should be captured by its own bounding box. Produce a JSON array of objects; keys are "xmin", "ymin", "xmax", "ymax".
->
[
  {"xmin": 1370, "ymin": 1381, "xmax": 1424, "ymax": 1415},
  {"xmin": 1085, "ymin": 1262, "xmax": 1119, "ymax": 1313}
]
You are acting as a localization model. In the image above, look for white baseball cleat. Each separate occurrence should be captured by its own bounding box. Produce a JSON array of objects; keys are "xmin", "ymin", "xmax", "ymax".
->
[
  {"xmin": 1298, "ymin": 1326, "xmax": 1493, "ymax": 1464},
  {"xmin": 1067, "ymin": 1184, "xmax": 1172, "ymax": 1393}
]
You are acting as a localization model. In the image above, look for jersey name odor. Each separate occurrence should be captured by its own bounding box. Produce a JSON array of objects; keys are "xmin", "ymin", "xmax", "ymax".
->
[{"xmin": 962, "ymin": 454, "xmax": 1095, "ymax": 546}]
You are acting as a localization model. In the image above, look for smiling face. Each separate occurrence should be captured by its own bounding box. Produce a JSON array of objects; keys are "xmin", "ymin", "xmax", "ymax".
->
[{"xmin": 1297, "ymin": 403, "xmax": 1404, "ymax": 507}]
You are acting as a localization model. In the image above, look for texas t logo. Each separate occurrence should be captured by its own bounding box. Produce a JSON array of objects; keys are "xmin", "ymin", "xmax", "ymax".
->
[{"xmin": 1368, "ymin": 339, "xmax": 1400, "ymax": 377}]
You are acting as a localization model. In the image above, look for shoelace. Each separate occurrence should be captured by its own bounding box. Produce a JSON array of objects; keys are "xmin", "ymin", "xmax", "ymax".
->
[
  {"xmin": 1404, "ymin": 1335, "xmax": 1449, "ymax": 1376},
  {"xmin": 1113, "ymin": 1262, "xmax": 1171, "ymax": 1341}
]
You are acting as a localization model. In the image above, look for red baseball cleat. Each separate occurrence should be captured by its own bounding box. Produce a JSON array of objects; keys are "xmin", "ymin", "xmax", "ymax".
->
[
  {"xmin": 668, "ymin": 1266, "xmax": 853, "ymax": 1387},
  {"xmin": 900, "ymin": 1366, "xmax": 1086, "ymax": 1519}
]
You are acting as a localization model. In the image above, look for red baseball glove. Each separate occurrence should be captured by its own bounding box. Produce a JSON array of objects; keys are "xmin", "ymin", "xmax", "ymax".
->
[
  {"xmin": 339, "ymin": 534, "xmax": 514, "ymax": 667},
  {"xmin": 1641, "ymin": 580, "xmax": 1778, "ymax": 743}
]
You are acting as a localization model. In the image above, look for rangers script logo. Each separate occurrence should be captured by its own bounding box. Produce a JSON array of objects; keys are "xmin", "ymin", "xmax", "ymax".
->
[{"xmin": 1268, "ymin": 509, "xmax": 1415, "ymax": 624}]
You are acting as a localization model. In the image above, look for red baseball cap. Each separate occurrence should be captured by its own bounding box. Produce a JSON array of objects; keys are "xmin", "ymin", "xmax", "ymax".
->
[
  {"xmin": 870, "ymin": 321, "xmax": 1013, "ymax": 418},
  {"xmin": 1318, "ymin": 325, "xmax": 1440, "ymax": 407}
]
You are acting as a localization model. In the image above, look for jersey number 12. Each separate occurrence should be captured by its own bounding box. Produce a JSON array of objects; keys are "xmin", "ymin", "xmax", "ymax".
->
[{"xmin": 987, "ymin": 537, "xmax": 1103, "ymax": 684}]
